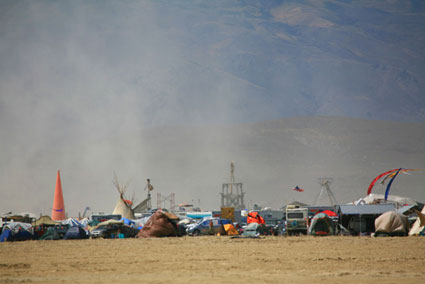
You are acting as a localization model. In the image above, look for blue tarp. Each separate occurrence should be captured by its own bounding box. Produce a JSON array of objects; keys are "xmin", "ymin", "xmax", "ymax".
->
[
  {"xmin": 120, "ymin": 218, "xmax": 135, "ymax": 226},
  {"xmin": 0, "ymin": 229, "xmax": 12, "ymax": 242}
]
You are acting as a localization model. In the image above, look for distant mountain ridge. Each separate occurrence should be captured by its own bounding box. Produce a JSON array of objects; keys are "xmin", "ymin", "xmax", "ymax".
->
[{"xmin": 1, "ymin": 0, "xmax": 424, "ymax": 127}]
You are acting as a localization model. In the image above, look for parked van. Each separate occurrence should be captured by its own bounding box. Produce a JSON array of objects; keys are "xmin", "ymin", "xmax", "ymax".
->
[{"xmin": 286, "ymin": 205, "xmax": 308, "ymax": 235}]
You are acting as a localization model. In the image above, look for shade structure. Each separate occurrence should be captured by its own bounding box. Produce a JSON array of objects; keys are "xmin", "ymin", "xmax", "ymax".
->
[{"xmin": 51, "ymin": 170, "xmax": 66, "ymax": 221}]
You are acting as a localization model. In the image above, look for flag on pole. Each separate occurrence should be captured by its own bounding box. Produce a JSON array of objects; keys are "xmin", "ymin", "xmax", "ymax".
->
[{"xmin": 293, "ymin": 186, "xmax": 304, "ymax": 192}]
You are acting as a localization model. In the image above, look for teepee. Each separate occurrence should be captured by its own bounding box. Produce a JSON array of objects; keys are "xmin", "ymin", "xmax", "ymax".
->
[{"xmin": 112, "ymin": 174, "xmax": 135, "ymax": 220}]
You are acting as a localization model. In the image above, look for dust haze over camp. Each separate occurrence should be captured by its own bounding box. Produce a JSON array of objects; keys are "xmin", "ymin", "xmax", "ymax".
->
[{"xmin": 1, "ymin": 0, "xmax": 425, "ymax": 216}]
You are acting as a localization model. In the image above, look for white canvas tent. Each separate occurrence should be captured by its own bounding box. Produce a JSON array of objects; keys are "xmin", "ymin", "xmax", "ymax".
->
[
  {"xmin": 113, "ymin": 198, "xmax": 135, "ymax": 220},
  {"xmin": 408, "ymin": 205, "xmax": 425, "ymax": 236},
  {"xmin": 112, "ymin": 174, "xmax": 135, "ymax": 220},
  {"xmin": 374, "ymin": 211, "xmax": 409, "ymax": 236}
]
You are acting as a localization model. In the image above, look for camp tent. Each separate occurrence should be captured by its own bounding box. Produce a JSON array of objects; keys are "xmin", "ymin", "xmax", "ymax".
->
[
  {"xmin": 39, "ymin": 227, "xmax": 62, "ymax": 240},
  {"xmin": 78, "ymin": 218, "xmax": 90, "ymax": 228},
  {"xmin": 322, "ymin": 210, "xmax": 338, "ymax": 218},
  {"xmin": 308, "ymin": 213, "xmax": 335, "ymax": 236},
  {"xmin": 409, "ymin": 205, "xmax": 425, "ymax": 236},
  {"xmin": 247, "ymin": 212, "xmax": 265, "ymax": 224},
  {"xmin": 0, "ymin": 222, "xmax": 33, "ymax": 242},
  {"xmin": 223, "ymin": 224, "xmax": 239, "ymax": 236},
  {"xmin": 63, "ymin": 226, "xmax": 89, "ymax": 240},
  {"xmin": 62, "ymin": 218, "xmax": 84, "ymax": 228},
  {"xmin": 374, "ymin": 211, "xmax": 409, "ymax": 237},
  {"xmin": 112, "ymin": 174, "xmax": 135, "ymax": 220},
  {"xmin": 32, "ymin": 216, "xmax": 59, "ymax": 239},
  {"xmin": 113, "ymin": 197, "xmax": 135, "ymax": 220}
]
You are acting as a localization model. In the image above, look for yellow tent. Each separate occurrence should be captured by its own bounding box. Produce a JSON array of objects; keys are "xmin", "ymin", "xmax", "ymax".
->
[{"xmin": 223, "ymin": 224, "xmax": 239, "ymax": 236}]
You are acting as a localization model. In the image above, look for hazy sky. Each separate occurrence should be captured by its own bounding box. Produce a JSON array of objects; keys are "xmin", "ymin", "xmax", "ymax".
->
[{"xmin": 1, "ymin": 0, "xmax": 424, "ymax": 216}]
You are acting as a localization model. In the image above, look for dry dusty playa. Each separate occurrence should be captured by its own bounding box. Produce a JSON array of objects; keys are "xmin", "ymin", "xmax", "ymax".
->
[{"xmin": 1, "ymin": 236, "xmax": 424, "ymax": 283}]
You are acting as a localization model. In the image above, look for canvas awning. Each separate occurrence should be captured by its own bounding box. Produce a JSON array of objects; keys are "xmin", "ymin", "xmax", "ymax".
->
[{"xmin": 32, "ymin": 215, "xmax": 57, "ymax": 226}]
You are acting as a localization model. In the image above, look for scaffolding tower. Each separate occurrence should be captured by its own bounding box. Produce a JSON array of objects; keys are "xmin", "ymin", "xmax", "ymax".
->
[
  {"xmin": 314, "ymin": 178, "xmax": 338, "ymax": 206},
  {"xmin": 157, "ymin": 192, "xmax": 175, "ymax": 212},
  {"xmin": 220, "ymin": 162, "xmax": 245, "ymax": 210}
]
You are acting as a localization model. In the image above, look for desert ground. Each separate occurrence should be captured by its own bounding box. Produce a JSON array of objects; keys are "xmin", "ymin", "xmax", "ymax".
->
[{"xmin": 1, "ymin": 236, "xmax": 424, "ymax": 283}]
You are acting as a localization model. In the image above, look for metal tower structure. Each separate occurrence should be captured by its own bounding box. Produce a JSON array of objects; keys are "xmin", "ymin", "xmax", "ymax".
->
[
  {"xmin": 220, "ymin": 162, "xmax": 245, "ymax": 210},
  {"xmin": 314, "ymin": 178, "xmax": 338, "ymax": 206},
  {"xmin": 157, "ymin": 192, "xmax": 175, "ymax": 212}
]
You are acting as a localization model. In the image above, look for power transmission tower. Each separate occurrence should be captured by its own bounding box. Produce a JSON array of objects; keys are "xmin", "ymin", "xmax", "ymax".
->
[{"xmin": 314, "ymin": 178, "xmax": 338, "ymax": 206}]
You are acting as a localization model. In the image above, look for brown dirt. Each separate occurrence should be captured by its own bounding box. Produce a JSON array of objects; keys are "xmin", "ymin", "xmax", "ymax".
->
[{"xmin": 1, "ymin": 236, "xmax": 424, "ymax": 283}]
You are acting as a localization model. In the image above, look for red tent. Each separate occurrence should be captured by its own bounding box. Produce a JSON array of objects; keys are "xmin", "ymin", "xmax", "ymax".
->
[{"xmin": 247, "ymin": 212, "xmax": 265, "ymax": 224}]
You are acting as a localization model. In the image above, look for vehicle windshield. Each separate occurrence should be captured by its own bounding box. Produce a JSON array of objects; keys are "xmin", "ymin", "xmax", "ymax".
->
[{"xmin": 287, "ymin": 212, "xmax": 304, "ymax": 219}]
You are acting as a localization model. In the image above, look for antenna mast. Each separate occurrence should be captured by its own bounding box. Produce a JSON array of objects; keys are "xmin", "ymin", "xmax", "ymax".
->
[{"xmin": 314, "ymin": 178, "xmax": 338, "ymax": 206}]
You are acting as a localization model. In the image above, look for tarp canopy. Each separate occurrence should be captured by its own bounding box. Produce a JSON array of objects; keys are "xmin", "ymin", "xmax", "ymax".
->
[
  {"xmin": 33, "ymin": 215, "xmax": 57, "ymax": 227},
  {"xmin": 89, "ymin": 219, "xmax": 124, "ymax": 232},
  {"xmin": 2, "ymin": 222, "xmax": 32, "ymax": 234},
  {"xmin": 337, "ymin": 204, "xmax": 395, "ymax": 215},
  {"xmin": 136, "ymin": 211, "xmax": 180, "ymax": 238},
  {"xmin": 375, "ymin": 211, "xmax": 409, "ymax": 236},
  {"xmin": 62, "ymin": 218, "xmax": 83, "ymax": 228},
  {"xmin": 120, "ymin": 217, "xmax": 135, "ymax": 226},
  {"xmin": 78, "ymin": 218, "xmax": 90, "ymax": 228}
]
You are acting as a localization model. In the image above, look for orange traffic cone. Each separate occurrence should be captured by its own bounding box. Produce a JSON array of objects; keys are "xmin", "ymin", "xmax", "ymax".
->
[{"xmin": 51, "ymin": 170, "xmax": 66, "ymax": 221}]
